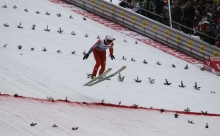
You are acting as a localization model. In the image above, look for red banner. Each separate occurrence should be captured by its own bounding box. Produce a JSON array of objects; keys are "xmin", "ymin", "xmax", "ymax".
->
[{"xmin": 204, "ymin": 57, "xmax": 220, "ymax": 76}]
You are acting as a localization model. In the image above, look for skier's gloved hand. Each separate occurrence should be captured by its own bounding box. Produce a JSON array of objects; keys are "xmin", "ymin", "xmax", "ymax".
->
[
  {"xmin": 110, "ymin": 54, "xmax": 115, "ymax": 60},
  {"xmin": 83, "ymin": 54, "xmax": 89, "ymax": 60}
]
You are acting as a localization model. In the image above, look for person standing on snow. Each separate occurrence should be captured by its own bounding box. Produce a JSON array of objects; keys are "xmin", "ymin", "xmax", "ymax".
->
[{"xmin": 83, "ymin": 35, "xmax": 115, "ymax": 79}]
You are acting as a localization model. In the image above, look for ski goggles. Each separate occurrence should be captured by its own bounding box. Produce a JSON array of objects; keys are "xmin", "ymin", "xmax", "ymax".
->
[{"xmin": 106, "ymin": 39, "xmax": 113, "ymax": 43}]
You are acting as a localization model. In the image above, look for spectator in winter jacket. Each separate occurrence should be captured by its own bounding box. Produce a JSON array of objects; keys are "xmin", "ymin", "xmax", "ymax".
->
[
  {"xmin": 171, "ymin": 0, "xmax": 183, "ymax": 31},
  {"xmin": 183, "ymin": 1, "xmax": 195, "ymax": 35},
  {"xmin": 127, "ymin": 0, "xmax": 133, "ymax": 9},
  {"xmin": 198, "ymin": 14, "xmax": 211, "ymax": 32},
  {"xmin": 216, "ymin": 34, "xmax": 220, "ymax": 47},
  {"xmin": 203, "ymin": 25, "xmax": 216, "ymax": 44},
  {"xmin": 215, "ymin": 21, "xmax": 220, "ymax": 35},
  {"xmin": 119, "ymin": 0, "xmax": 127, "ymax": 8},
  {"xmin": 197, "ymin": 0, "xmax": 205, "ymax": 15},
  {"xmin": 154, "ymin": 0, "xmax": 165, "ymax": 22},
  {"xmin": 211, "ymin": 23, "xmax": 218, "ymax": 35},
  {"xmin": 192, "ymin": 0, "xmax": 199, "ymax": 11},
  {"xmin": 194, "ymin": 10, "xmax": 202, "ymax": 30},
  {"xmin": 141, "ymin": 0, "xmax": 154, "ymax": 18},
  {"xmin": 214, "ymin": 7, "xmax": 220, "ymax": 22},
  {"xmin": 207, "ymin": 6, "xmax": 214, "ymax": 15},
  {"xmin": 210, "ymin": 11, "xmax": 218, "ymax": 23},
  {"xmin": 132, "ymin": 0, "xmax": 140, "ymax": 13}
]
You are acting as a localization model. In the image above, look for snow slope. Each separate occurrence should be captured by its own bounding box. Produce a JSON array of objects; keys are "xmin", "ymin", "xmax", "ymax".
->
[
  {"xmin": 1, "ymin": 95, "xmax": 220, "ymax": 136},
  {"xmin": 0, "ymin": 0, "xmax": 220, "ymax": 135}
]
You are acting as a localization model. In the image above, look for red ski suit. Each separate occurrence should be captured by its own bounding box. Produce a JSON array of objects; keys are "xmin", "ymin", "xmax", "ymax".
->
[{"xmin": 91, "ymin": 39, "xmax": 114, "ymax": 76}]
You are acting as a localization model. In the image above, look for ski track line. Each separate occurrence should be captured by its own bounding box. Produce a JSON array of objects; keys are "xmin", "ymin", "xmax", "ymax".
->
[
  {"xmin": 50, "ymin": 0, "xmax": 202, "ymax": 65},
  {"xmin": 1, "ymin": 94, "xmax": 220, "ymax": 117}
]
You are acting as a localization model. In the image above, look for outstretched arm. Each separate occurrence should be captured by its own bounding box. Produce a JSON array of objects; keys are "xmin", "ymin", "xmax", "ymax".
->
[
  {"xmin": 109, "ymin": 43, "xmax": 115, "ymax": 60},
  {"xmin": 87, "ymin": 40, "xmax": 101, "ymax": 55},
  {"xmin": 83, "ymin": 40, "xmax": 101, "ymax": 60},
  {"xmin": 109, "ymin": 43, "xmax": 114, "ymax": 55}
]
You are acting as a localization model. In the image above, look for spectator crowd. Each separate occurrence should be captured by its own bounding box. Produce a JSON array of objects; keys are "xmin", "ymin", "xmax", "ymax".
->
[{"xmin": 119, "ymin": 0, "xmax": 220, "ymax": 47}]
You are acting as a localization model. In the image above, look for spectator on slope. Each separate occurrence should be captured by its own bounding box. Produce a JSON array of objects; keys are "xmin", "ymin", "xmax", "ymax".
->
[
  {"xmin": 205, "ymin": 3, "xmax": 211, "ymax": 11},
  {"xmin": 210, "ymin": 11, "xmax": 218, "ymax": 23},
  {"xmin": 177, "ymin": 0, "xmax": 184, "ymax": 7},
  {"xmin": 132, "ymin": 0, "xmax": 141, "ymax": 13},
  {"xmin": 213, "ymin": 0, "xmax": 218, "ymax": 9},
  {"xmin": 202, "ymin": 25, "xmax": 216, "ymax": 44},
  {"xmin": 154, "ymin": 0, "xmax": 165, "ymax": 23},
  {"xmin": 160, "ymin": 6, "xmax": 170, "ymax": 25},
  {"xmin": 141, "ymin": 0, "xmax": 155, "ymax": 18},
  {"xmin": 211, "ymin": 0, "xmax": 218, "ymax": 11},
  {"xmin": 171, "ymin": 0, "xmax": 183, "ymax": 31},
  {"xmin": 119, "ymin": 0, "xmax": 127, "ymax": 8},
  {"xmin": 207, "ymin": 6, "xmax": 214, "ymax": 15},
  {"xmin": 197, "ymin": 14, "xmax": 210, "ymax": 32},
  {"xmin": 211, "ymin": 23, "xmax": 218, "ymax": 35},
  {"xmin": 137, "ymin": 0, "xmax": 144, "ymax": 14},
  {"xmin": 197, "ymin": 7, "xmax": 205, "ymax": 16},
  {"xmin": 194, "ymin": 10, "xmax": 202, "ymax": 31},
  {"xmin": 192, "ymin": 0, "xmax": 199, "ymax": 11},
  {"xmin": 183, "ymin": 1, "xmax": 195, "ymax": 35},
  {"xmin": 216, "ymin": 34, "xmax": 220, "ymax": 47},
  {"xmin": 184, "ymin": 0, "xmax": 190, "ymax": 4},
  {"xmin": 83, "ymin": 35, "xmax": 115, "ymax": 79},
  {"xmin": 197, "ymin": 1, "xmax": 206, "ymax": 16},
  {"xmin": 206, "ymin": 12, "xmax": 212, "ymax": 22},
  {"xmin": 214, "ymin": 7, "xmax": 220, "ymax": 22},
  {"xmin": 215, "ymin": 20, "xmax": 220, "ymax": 35},
  {"xmin": 127, "ymin": 0, "xmax": 134, "ymax": 9}
]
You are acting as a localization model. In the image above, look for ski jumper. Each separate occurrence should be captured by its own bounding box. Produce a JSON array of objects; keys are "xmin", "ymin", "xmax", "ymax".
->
[{"xmin": 91, "ymin": 39, "xmax": 114, "ymax": 76}]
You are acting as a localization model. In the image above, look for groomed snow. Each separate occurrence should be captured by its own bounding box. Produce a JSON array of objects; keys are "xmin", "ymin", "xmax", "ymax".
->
[
  {"xmin": 0, "ymin": 0, "xmax": 220, "ymax": 135},
  {"xmin": 1, "ymin": 96, "xmax": 220, "ymax": 136}
]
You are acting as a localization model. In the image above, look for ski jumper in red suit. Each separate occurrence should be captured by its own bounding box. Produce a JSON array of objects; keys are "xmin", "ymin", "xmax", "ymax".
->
[{"xmin": 91, "ymin": 39, "xmax": 114, "ymax": 76}]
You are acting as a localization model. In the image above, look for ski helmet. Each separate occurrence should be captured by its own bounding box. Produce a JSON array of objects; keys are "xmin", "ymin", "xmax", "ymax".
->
[{"xmin": 105, "ymin": 35, "xmax": 115, "ymax": 43}]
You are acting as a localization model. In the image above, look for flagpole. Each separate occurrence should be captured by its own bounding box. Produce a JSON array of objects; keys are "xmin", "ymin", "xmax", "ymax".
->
[{"xmin": 168, "ymin": 0, "xmax": 172, "ymax": 28}]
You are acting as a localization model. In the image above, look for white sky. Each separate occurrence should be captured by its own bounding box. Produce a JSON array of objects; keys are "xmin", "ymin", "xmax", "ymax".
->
[{"xmin": 0, "ymin": 0, "xmax": 220, "ymax": 135}]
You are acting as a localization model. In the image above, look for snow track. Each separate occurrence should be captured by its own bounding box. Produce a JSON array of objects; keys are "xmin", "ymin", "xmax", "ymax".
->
[{"xmin": 0, "ymin": 0, "xmax": 220, "ymax": 135}]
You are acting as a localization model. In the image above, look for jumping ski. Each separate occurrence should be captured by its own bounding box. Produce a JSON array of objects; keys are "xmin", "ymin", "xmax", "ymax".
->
[
  {"xmin": 84, "ymin": 66, "xmax": 126, "ymax": 86},
  {"xmin": 83, "ymin": 68, "xmax": 112, "ymax": 86}
]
